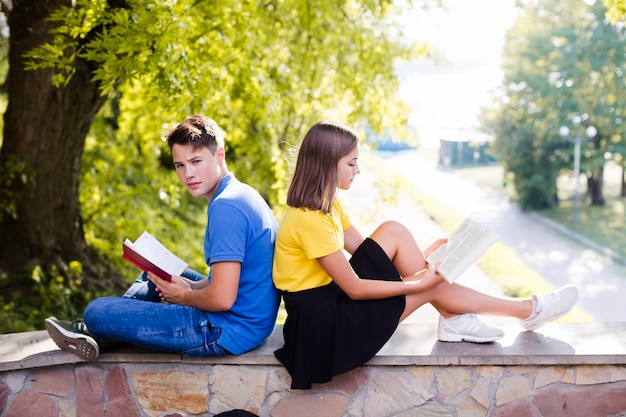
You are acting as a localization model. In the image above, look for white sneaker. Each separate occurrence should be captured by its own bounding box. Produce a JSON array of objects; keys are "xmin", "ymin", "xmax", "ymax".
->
[
  {"xmin": 519, "ymin": 285, "xmax": 578, "ymax": 331},
  {"xmin": 438, "ymin": 313, "xmax": 504, "ymax": 343}
]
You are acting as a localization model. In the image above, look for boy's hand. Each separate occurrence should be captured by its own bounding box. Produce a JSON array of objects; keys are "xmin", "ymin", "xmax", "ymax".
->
[{"xmin": 147, "ymin": 272, "xmax": 191, "ymax": 305}]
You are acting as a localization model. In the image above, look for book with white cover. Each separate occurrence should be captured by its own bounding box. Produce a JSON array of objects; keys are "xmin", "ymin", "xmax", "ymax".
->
[
  {"xmin": 426, "ymin": 218, "xmax": 499, "ymax": 283},
  {"xmin": 122, "ymin": 231, "xmax": 188, "ymax": 282}
]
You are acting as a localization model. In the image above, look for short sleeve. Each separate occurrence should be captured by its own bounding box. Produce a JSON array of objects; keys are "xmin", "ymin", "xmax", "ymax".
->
[{"xmin": 296, "ymin": 210, "xmax": 344, "ymax": 259}]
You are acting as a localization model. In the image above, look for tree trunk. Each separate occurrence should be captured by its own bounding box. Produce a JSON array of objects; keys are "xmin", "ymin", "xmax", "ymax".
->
[
  {"xmin": 586, "ymin": 165, "xmax": 605, "ymax": 206},
  {"xmin": 0, "ymin": 1, "xmax": 123, "ymax": 291},
  {"xmin": 622, "ymin": 166, "xmax": 626, "ymax": 198}
]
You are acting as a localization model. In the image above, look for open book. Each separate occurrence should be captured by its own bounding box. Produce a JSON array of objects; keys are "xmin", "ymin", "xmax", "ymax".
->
[
  {"xmin": 426, "ymin": 218, "xmax": 499, "ymax": 283},
  {"xmin": 122, "ymin": 231, "xmax": 188, "ymax": 282}
]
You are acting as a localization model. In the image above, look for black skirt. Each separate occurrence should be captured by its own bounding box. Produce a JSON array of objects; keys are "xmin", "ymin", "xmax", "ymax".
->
[{"xmin": 275, "ymin": 238, "xmax": 406, "ymax": 389}]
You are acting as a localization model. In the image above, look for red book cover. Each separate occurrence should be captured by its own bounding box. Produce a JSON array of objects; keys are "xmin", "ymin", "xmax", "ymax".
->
[{"xmin": 122, "ymin": 241, "xmax": 172, "ymax": 282}]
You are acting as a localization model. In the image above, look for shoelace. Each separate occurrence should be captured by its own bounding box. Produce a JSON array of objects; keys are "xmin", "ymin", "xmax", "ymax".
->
[{"xmin": 69, "ymin": 319, "xmax": 89, "ymax": 333}]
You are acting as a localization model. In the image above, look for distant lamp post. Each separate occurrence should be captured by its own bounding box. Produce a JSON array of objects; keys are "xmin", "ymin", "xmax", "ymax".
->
[{"xmin": 558, "ymin": 125, "xmax": 597, "ymax": 223}]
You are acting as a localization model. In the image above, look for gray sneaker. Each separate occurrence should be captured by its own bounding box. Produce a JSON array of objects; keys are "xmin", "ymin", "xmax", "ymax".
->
[
  {"xmin": 438, "ymin": 313, "xmax": 504, "ymax": 343},
  {"xmin": 45, "ymin": 317, "xmax": 99, "ymax": 360},
  {"xmin": 519, "ymin": 285, "xmax": 578, "ymax": 331}
]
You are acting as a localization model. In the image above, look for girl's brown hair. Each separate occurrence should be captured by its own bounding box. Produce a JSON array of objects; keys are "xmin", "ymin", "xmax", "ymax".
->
[{"xmin": 287, "ymin": 121, "xmax": 358, "ymax": 213}]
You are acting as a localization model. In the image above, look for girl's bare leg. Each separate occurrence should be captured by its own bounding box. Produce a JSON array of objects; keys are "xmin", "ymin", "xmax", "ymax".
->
[
  {"xmin": 368, "ymin": 221, "xmax": 429, "ymax": 276},
  {"xmin": 368, "ymin": 221, "xmax": 533, "ymax": 323},
  {"xmin": 401, "ymin": 281, "xmax": 533, "ymax": 322}
]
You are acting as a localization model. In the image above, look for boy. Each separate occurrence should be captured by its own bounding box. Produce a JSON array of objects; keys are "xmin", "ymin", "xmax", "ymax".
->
[{"xmin": 46, "ymin": 115, "xmax": 279, "ymax": 358}]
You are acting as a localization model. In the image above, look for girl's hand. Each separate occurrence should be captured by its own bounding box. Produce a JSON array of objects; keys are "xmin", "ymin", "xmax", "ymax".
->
[
  {"xmin": 147, "ymin": 272, "xmax": 191, "ymax": 305},
  {"xmin": 407, "ymin": 261, "xmax": 445, "ymax": 293},
  {"xmin": 423, "ymin": 238, "xmax": 448, "ymax": 259},
  {"xmin": 424, "ymin": 261, "xmax": 442, "ymax": 279}
]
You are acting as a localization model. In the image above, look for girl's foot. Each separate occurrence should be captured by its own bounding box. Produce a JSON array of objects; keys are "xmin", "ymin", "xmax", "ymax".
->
[{"xmin": 438, "ymin": 313, "xmax": 504, "ymax": 343}]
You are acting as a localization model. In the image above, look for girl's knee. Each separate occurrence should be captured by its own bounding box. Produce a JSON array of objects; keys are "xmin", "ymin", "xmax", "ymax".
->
[
  {"xmin": 371, "ymin": 221, "xmax": 413, "ymax": 246},
  {"xmin": 375, "ymin": 220, "xmax": 408, "ymax": 235}
]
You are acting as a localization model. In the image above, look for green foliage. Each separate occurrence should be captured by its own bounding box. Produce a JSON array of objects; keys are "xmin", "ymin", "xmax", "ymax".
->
[
  {"xmin": 0, "ymin": 262, "xmax": 103, "ymax": 334},
  {"xmin": 483, "ymin": 0, "xmax": 626, "ymax": 210},
  {"xmin": 64, "ymin": 0, "xmax": 433, "ymax": 278},
  {"xmin": 605, "ymin": 0, "xmax": 626, "ymax": 23},
  {"xmin": 5, "ymin": 0, "xmax": 436, "ymax": 331},
  {"xmin": 81, "ymin": 97, "xmax": 209, "ymax": 277}
]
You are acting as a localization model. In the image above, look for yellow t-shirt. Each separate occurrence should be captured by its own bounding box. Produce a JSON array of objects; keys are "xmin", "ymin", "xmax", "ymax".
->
[{"xmin": 273, "ymin": 200, "xmax": 352, "ymax": 292}]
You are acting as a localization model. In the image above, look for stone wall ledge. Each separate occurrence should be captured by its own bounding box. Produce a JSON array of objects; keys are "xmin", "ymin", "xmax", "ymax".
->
[
  {"xmin": 2, "ymin": 321, "xmax": 625, "ymax": 372},
  {"xmin": 3, "ymin": 321, "xmax": 626, "ymax": 417}
]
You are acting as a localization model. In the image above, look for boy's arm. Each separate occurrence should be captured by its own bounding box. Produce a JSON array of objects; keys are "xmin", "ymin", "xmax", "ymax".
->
[
  {"xmin": 179, "ymin": 276, "xmax": 208, "ymax": 290},
  {"xmin": 148, "ymin": 261, "xmax": 240, "ymax": 311}
]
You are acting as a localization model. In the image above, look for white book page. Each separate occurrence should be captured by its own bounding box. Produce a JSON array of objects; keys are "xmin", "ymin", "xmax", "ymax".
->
[
  {"xmin": 130, "ymin": 231, "xmax": 188, "ymax": 275},
  {"xmin": 426, "ymin": 218, "xmax": 498, "ymax": 283}
]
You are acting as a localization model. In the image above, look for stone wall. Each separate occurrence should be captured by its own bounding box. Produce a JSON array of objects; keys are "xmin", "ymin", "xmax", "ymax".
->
[
  {"xmin": 2, "ymin": 322, "xmax": 626, "ymax": 417},
  {"xmin": 3, "ymin": 361, "xmax": 626, "ymax": 416}
]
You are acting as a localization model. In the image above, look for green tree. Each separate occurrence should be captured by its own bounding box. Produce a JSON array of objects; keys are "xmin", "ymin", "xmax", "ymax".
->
[
  {"xmin": 0, "ymin": 0, "xmax": 431, "ymax": 331},
  {"xmin": 605, "ymin": 0, "xmax": 626, "ymax": 23},
  {"xmin": 484, "ymin": 0, "xmax": 626, "ymax": 210}
]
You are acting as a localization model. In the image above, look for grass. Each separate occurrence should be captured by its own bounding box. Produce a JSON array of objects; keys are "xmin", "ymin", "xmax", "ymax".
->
[
  {"xmin": 456, "ymin": 162, "xmax": 626, "ymax": 260},
  {"xmin": 359, "ymin": 151, "xmax": 594, "ymax": 323}
]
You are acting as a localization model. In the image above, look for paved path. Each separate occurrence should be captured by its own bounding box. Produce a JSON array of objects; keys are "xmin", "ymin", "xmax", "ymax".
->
[{"xmin": 361, "ymin": 150, "xmax": 626, "ymax": 323}]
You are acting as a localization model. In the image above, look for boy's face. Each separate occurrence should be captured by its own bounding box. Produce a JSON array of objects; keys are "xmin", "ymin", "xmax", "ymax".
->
[{"xmin": 172, "ymin": 143, "xmax": 225, "ymax": 201}]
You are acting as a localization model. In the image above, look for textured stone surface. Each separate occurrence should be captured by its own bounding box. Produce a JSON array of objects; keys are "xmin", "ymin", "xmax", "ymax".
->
[
  {"xmin": 316, "ymin": 367, "xmax": 370, "ymax": 397},
  {"xmin": 2, "ymin": 390, "xmax": 57, "ymax": 417},
  {"xmin": 76, "ymin": 367, "xmax": 105, "ymax": 417},
  {"xmin": 58, "ymin": 399, "xmax": 76, "ymax": 417},
  {"xmin": 208, "ymin": 365, "xmax": 268, "ymax": 414},
  {"xmin": 469, "ymin": 377, "xmax": 489, "ymax": 409},
  {"xmin": 436, "ymin": 366, "xmax": 472, "ymax": 399},
  {"xmin": 533, "ymin": 382, "xmax": 626, "ymax": 417},
  {"xmin": 363, "ymin": 370, "xmax": 429, "ymax": 417},
  {"xmin": 132, "ymin": 370, "xmax": 208, "ymax": 416},
  {"xmin": 104, "ymin": 367, "xmax": 142, "ymax": 417},
  {"xmin": 31, "ymin": 367, "xmax": 74, "ymax": 396},
  {"xmin": 576, "ymin": 364, "xmax": 626, "ymax": 385},
  {"xmin": 0, "ymin": 378, "xmax": 10, "ymax": 413},
  {"xmin": 1, "ymin": 362, "xmax": 626, "ymax": 417},
  {"xmin": 476, "ymin": 365, "xmax": 503, "ymax": 382},
  {"xmin": 454, "ymin": 394, "xmax": 487, "ymax": 417},
  {"xmin": 404, "ymin": 403, "xmax": 455, "ymax": 416},
  {"xmin": 534, "ymin": 365, "xmax": 564, "ymax": 388},
  {"xmin": 495, "ymin": 374, "xmax": 532, "ymax": 406},
  {"xmin": 490, "ymin": 398, "xmax": 535, "ymax": 417},
  {"xmin": 2, "ymin": 324, "xmax": 626, "ymax": 417},
  {"xmin": 271, "ymin": 392, "xmax": 348, "ymax": 417}
]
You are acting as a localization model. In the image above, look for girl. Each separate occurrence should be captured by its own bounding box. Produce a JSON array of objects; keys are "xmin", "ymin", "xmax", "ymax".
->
[{"xmin": 272, "ymin": 120, "xmax": 578, "ymax": 390}]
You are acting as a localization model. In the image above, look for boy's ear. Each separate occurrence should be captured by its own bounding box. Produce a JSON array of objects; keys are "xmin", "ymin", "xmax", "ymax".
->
[{"xmin": 216, "ymin": 147, "xmax": 226, "ymax": 163}]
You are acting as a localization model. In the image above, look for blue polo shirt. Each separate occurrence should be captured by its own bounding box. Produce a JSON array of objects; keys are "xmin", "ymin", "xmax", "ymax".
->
[{"xmin": 204, "ymin": 173, "xmax": 279, "ymax": 354}]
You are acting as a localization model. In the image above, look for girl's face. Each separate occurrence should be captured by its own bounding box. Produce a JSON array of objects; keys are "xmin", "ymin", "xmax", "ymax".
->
[
  {"xmin": 172, "ymin": 143, "xmax": 225, "ymax": 201},
  {"xmin": 337, "ymin": 146, "xmax": 360, "ymax": 190}
]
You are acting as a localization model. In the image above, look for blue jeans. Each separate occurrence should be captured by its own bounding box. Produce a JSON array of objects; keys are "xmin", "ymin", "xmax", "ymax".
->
[
  {"xmin": 83, "ymin": 269, "xmax": 228, "ymax": 356},
  {"xmin": 122, "ymin": 269, "xmax": 207, "ymax": 300}
]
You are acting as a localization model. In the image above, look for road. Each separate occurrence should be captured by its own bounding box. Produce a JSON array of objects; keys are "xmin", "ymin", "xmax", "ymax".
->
[{"xmin": 370, "ymin": 150, "xmax": 626, "ymax": 322}]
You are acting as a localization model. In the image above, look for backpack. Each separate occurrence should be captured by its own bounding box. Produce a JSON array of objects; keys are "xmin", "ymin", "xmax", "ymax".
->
[{"xmin": 214, "ymin": 410, "xmax": 258, "ymax": 417}]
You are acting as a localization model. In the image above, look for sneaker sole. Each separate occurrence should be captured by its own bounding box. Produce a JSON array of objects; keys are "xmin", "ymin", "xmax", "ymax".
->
[
  {"xmin": 438, "ymin": 333, "xmax": 503, "ymax": 343},
  {"xmin": 45, "ymin": 318, "xmax": 99, "ymax": 360}
]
